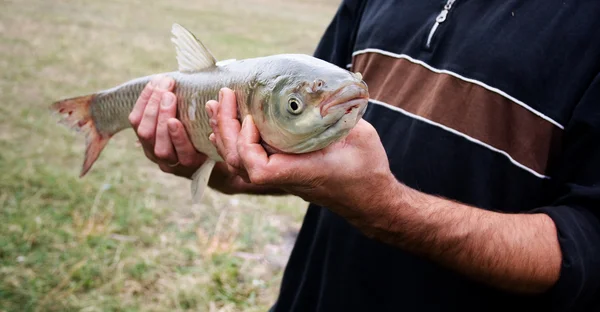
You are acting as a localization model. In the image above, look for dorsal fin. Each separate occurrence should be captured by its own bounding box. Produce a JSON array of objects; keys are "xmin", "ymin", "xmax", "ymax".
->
[{"xmin": 171, "ymin": 23, "xmax": 217, "ymax": 73}]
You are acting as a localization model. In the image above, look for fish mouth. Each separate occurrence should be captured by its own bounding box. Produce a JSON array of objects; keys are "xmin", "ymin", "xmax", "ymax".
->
[{"xmin": 320, "ymin": 82, "xmax": 369, "ymax": 117}]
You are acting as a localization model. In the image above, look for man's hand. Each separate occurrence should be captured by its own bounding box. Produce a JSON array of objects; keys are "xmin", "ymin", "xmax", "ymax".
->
[
  {"xmin": 128, "ymin": 76, "xmax": 207, "ymax": 178},
  {"xmin": 206, "ymin": 87, "xmax": 561, "ymax": 294},
  {"xmin": 206, "ymin": 88, "xmax": 397, "ymax": 227},
  {"xmin": 129, "ymin": 78, "xmax": 287, "ymax": 196}
]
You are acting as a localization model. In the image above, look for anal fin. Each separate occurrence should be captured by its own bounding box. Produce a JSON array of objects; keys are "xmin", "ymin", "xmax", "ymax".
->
[{"xmin": 191, "ymin": 159, "xmax": 216, "ymax": 203}]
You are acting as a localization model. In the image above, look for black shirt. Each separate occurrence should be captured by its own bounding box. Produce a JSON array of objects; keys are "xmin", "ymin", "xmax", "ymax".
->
[{"xmin": 272, "ymin": 1, "xmax": 600, "ymax": 311}]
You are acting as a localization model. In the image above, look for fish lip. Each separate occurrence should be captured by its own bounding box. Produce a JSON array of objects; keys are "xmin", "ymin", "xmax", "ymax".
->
[
  {"xmin": 320, "ymin": 83, "xmax": 369, "ymax": 117},
  {"xmin": 328, "ymin": 98, "xmax": 369, "ymax": 116}
]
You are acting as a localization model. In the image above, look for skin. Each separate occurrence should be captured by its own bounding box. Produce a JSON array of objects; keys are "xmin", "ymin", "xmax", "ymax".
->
[
  {"xmin": 128, "ymin": 76, "xmax": 281, "ymax": 195},
  {"xmin": 130, "ymin": 76, "xmax": 562, "ymax": 294}
]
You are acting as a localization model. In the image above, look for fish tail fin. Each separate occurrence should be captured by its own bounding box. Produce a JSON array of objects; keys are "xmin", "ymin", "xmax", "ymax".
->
[{"xmin": 50, "ymin": 94, "xmax": 111, "ymax": 177}]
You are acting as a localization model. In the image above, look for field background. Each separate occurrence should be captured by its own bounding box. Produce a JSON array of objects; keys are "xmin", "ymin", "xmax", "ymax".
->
[{"xmin": 0, "ymin": 0, "xmax": 339, "ymax": 311}]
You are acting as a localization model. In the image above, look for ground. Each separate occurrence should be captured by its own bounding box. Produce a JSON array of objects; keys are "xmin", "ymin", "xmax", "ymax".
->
[{"xmin": 0, "ymin": 0, "xmax": 339, "ymax": 310}]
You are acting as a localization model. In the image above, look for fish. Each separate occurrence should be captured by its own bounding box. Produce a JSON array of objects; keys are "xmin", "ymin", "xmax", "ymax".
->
[{"xmin": 50, "ymin": 23, "xmax": 369, "ymax": 203}]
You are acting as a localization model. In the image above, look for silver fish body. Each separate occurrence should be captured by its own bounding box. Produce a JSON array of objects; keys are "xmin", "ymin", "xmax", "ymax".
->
[{"xmin": 51, "ymin": 24, "xmax": 369, "ymax": 202}]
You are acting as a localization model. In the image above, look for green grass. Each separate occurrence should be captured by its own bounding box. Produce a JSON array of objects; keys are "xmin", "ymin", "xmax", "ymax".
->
[{"xmin": 0, "ymin": 0, "xmax": 338, "ymax": 310}]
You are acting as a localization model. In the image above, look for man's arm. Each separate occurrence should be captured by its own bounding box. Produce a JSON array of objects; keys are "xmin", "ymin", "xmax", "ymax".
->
[
  {"xmin": 206, "ymin": 87, "xmax": 563, "ymax": 293},
  {"xmin": 366, "ymin": 180, "xmax": 561, "ymax": 293}
]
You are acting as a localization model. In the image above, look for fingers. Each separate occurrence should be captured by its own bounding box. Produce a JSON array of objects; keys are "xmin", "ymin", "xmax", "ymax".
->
[
  {"xmin": 127, "ymin": 75, "xmax": 212, "ymax": 179},
  {"xmin": 235, "ymin": 115, "xmax": 311, "ymax": 185},
  {"xmin": 207, "ymin": 88, "xmax": 312, "ymax": 185},
  {"xmin": 216, "ymin": 89, "xmax": 242, "ymax": 162},
  {"xmin": 153, "ymin": 92, "xmax": 177, "ymax": 162},
  {"xmin": 206, "ymin": 100, "xmax": 227, "ymax": 158},
  {"xmin": 129, "ymin": 79, "xmax": 155, "ymax": 130},
  {"xmin": 167, "ymin": 118, "xmax": 206, "ymax": 168},
  {"xmin": 208, "ymin": 88, "xmax": 243, "ymax": 170},
  {"xmin": 236, "ymin": 115, "xmax": 270, "ymax": 184},
  {"xmin": 137, "ymin": 77, "xmax": 174, "ymax": 146}
]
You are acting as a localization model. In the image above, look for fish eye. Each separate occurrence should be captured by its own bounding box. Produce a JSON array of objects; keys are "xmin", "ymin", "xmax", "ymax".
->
[{"xmin": 287, "ymin": 97, "xmax": 303, "ymax": 115}]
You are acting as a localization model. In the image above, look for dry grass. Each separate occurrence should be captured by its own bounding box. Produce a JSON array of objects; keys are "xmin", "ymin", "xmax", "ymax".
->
[{"xmin": 0, "ymin": 0, "xmax": 338, "ymax": 310}]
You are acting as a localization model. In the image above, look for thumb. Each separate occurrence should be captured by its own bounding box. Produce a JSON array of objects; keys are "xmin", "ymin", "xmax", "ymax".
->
[
  {"xmin": 236, "ymin": 115, "xmax": 270, "ymax": 182},
  {"xmin": 236, "ymin": 115, "xmax": 324, "ymax": 185}
]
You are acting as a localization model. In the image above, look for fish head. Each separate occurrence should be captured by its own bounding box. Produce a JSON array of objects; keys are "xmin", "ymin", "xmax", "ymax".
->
[{"xmin": 251, "ymin": 54, "xmax": 369, "ymax": 154}]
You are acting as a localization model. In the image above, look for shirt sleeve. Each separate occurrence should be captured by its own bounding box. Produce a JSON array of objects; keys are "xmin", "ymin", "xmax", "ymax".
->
[{"xmin": 534, "ymin": 72, "xmax": 600, "ymax": 311}]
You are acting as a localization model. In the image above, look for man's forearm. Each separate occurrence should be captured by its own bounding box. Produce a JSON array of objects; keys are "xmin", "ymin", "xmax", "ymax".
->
[{"xmin": 365, "ymin": 182, "xmax": 562, "ymax": 294}]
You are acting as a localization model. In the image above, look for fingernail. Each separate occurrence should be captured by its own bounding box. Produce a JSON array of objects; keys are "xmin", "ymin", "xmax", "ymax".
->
[
  {"xmin": 209, "ymin": 133, "xmax": 215, "ymax": 142},
  {"xmin": 159, "ymin": 77, "xmax": 171, "ymax": 90},
  {"xmin": 161, "ymin": 93, "xmax": 173, "ymax": 108},
  {"xmin": 167, "ymin": 120, "xmax": 177, "ymax": 133},
  {"xmin": 205, "ymin": 103, "xmax": 213, "ymax": 118},
  {"xmin": 241, "ymin": 115, "xmax": 248, "ymax": 128},
  {"xmin": 218, "ymin": 89, "xmax": 224, "ymax": 102}
]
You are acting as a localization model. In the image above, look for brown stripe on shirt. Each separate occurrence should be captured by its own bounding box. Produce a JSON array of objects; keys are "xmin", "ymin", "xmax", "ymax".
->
[{"xmin": 353, "ymin": 52, "xmax": 563, "ymax": 176}]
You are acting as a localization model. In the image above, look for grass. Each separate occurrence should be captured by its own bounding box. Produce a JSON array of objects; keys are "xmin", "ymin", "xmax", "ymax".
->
[{"xmin": 0, "ymin": 0, "xmax": 338, "ymax": 310}]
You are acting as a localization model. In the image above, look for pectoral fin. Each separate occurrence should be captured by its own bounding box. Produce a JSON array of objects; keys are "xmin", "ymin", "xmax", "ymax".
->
[{"xmin": 191, "ymin": 159, "xmax": 216, "ymax": 203}]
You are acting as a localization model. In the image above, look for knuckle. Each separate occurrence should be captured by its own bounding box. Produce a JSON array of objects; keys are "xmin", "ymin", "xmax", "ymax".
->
[
  {"xmin": 139, "ymin": 88, "xmax": 152, "ymax": 99},
  {"xmin": 172, "ymin": 137, "xmax": 186, "ymax": 149},
  {"xmin": 143, "ymin": 106, "xmax": 158, "ymax": 119},
  {"xmin": 147, "ymin": 92, "xmax": 163, "ymax": 105},
  {"xmin": 137, "ymin": 127, "xmax": 154, "ymax": 141},
  {"xmin": 236, "ymin": 139, "xmax": 244, "ymax": 153},
  {"xmin": 170, "ymin": 130, "xmax": 185, "ymax": 145},
  {"xmin": 136, "ymin": 84, "xmax": 153, "ymax": 102},
  {"xmin": 225, "ymin": 155, "xmax": 239, "ymax": 169},
  {"xmin": 128, "ymin": 113, "xmax": 138, "ymax": 126},
  {"xmin": 226, "ymin": 148, "xmax": 239, "ymax": 160},
  {"xmin": 154, "ymin": 148, "xmax": 170, "ymax": 160}
]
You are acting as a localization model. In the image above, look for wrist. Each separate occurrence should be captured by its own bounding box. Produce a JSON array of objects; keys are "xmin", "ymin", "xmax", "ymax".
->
[
  {"xmin": 354, "ymin": 172, "xmax": 406, "ymax": 236},
  {"xmin": 361, "ymin": 177, "xmax": 445, "ymax": 249}
]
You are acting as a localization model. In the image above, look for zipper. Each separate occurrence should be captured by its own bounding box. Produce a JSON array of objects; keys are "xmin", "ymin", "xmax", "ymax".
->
[{"xmin": 426, "ymin": 0, "xmax": 456, "ymax": 49}]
